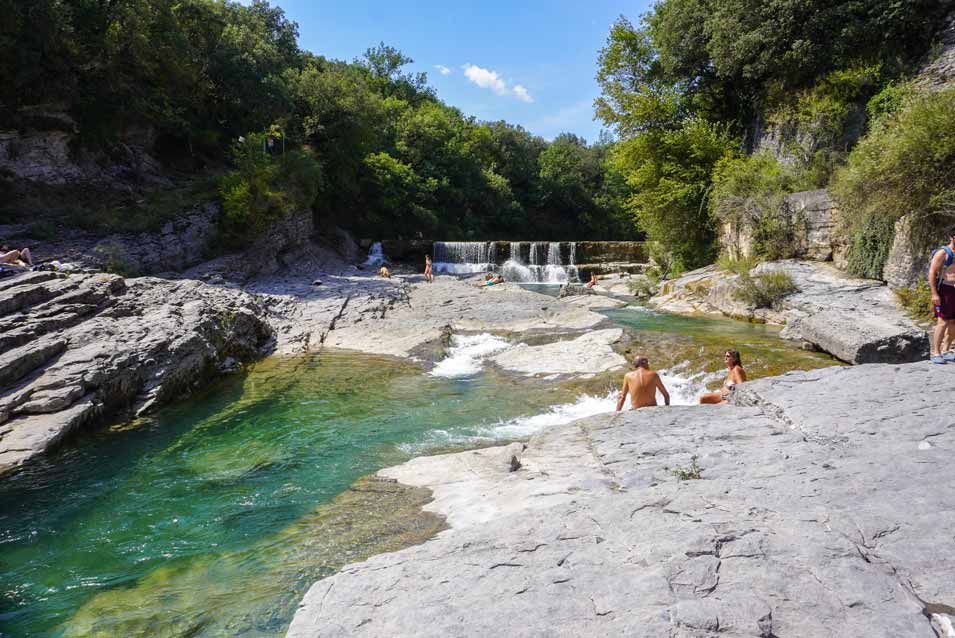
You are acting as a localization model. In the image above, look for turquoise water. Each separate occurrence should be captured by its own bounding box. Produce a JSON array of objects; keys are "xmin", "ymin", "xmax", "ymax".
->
[
  {"xmin": 0, "ymin": 308, "xmax": 838, "ymax": 638},
  {"xmin": 0, "ymin": 352, "xmax": 583, "ymax": 638}
]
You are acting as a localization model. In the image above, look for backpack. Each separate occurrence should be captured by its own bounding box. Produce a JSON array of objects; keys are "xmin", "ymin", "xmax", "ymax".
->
[{"xmin": 931, "ymin": 246, "xmax": 955, "ymax": 286}]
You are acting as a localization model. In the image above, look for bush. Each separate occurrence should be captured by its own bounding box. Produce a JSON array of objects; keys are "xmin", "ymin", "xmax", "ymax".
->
[
  {"xmin": 734, "ymin": 270, "xmax": 797, "ymax": 309},
  {"xmin": 895, "ymin": 281, "xmax": 934, "ymax": 324},
  {"xmin": 711, "ymin": 152, "xmax": 816, "ymax": 260},
  {"xmin": 716, "ymin": 253, "xmax": 757, "ymax": 275},
  {"xmin": 832, "ymin": 88, "xmax": 955, "ymax": 279},
  {"xmin": 627, "ymin": 273, "xmax": 660, "ymax": 298},
  {"xmin": 219, "ymin": 133, "xmax": 323, "ymax": 246}
]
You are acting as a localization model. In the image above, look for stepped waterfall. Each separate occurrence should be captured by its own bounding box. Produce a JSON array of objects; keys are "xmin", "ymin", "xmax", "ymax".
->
[{"xmin": 432, "ymin": 241, "xmax": 579, "ymax": 283}]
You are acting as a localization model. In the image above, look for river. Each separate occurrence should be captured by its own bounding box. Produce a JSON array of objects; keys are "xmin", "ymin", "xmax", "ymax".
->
[{"xmin": 0, "ymin": 303, "xmax": 837, "ymax": 637}]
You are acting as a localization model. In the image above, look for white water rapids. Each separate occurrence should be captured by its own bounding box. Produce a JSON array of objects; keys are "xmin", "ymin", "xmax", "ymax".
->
[{"xmin": 405, "ymin": 333, "xmax": 720, "ymax": 454}]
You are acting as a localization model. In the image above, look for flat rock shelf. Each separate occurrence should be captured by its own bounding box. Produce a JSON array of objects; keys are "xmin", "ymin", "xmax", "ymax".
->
[{"xmin": 288, "ymin": 362, "xmax": 955, "ymax": 638}]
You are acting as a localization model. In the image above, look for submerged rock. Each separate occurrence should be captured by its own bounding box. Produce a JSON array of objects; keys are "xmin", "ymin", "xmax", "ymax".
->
[
  {"xmin": 0, "ymin": 272, "xmax": 273, "ymax": 477},
  {"xmin": 288, "ymin": 362, "xmax": 955, "ymax": 638}
]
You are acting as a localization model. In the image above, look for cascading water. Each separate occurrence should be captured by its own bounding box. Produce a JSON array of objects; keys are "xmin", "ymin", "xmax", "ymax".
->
[
  {"xmin": 502, "ymin": 241, "xmax": 578, "ymax": 283},
  {"xmin": 363, "ymin": 242, "xmax": 388, "ymax": 267},
  {"xmin": 432, "ymin": 242, "xmax": 497, "ymax": 274},
  {"xmin": 432, "ymin": 241, "xmax": 579, "ymax": 283}
]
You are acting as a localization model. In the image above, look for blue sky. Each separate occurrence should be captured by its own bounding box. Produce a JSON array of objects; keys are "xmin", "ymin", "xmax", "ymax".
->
[{"xmin": 266, "ymin": 0, "xmax": 653, "ymax": 142}]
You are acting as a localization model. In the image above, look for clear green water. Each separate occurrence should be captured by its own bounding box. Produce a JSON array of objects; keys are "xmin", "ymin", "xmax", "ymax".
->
[
  {"xmin": 0, "ymin": 352, "xmax": 579, "ymax": 638},
  {"xmin": 0, "ymin": 308, "xmax": 839, "ymax": 638},
  {"xmin": 603, "ymin": 306, "xmax": 839, "ymax": 388}
]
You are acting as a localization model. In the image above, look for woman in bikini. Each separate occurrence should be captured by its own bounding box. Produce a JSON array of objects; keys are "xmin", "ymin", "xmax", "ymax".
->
[
  {"xmin": 424, "ymin": 254, "xmax": 433, "ymax": 283},
  {"xmin": 699, "ymin": 349, "xmax": 746, "ymax": 404}
]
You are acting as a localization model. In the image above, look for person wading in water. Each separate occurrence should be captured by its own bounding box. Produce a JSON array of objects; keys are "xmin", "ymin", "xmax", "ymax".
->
[
  {"xmin": 699, "ymin": 349, "xmax": 746, "ymax": 404},
  {"xmin": 615, "ymin": 356, "xmax": 670, "ymax": 411}
]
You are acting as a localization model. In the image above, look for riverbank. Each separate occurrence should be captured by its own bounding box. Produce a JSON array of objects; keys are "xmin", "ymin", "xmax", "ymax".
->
[
  {"xmin": 287, "ymin": 361, "xmax": 955, "ymax": 638},
  {"xmin": 650, "ymin": 259, "xmax": 929, "ymax": 364}
]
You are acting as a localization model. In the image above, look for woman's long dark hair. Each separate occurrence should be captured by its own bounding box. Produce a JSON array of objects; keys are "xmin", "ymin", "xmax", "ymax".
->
[{"xmin": 726, "ymin": 349, "xmax": 742, "ymax": 367}]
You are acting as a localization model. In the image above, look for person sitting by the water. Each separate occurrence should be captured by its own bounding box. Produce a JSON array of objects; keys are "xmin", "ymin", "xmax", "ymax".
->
[
  {"xmin": 378, "ymin": 266, "xmax": 391, "ymax": 278},
  {"xmin": 484, "ymin": 273, "xmax": 505, "ymax": 286},
  {"xmin": 615, "ymin": 355, "xmax": 670, "ymax": 411},
  {"xmin": 585, "ymin": 272, "xmax": 598, "ymax": 288},
  {"xmin": 1, "ymin": 245, "xmax": 33, "ymax": 268},
  {"xmin": 424, "ymin": 254, "xmax": 433, "ymax": 283},
  {"xmin": 699, "ymin": 349, "xmax": 746, "ymax": 404}
]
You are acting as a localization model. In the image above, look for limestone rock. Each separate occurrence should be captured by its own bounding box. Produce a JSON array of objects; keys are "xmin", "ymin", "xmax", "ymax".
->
[
  {"xmin": 288, "ymin": 362, "xmax": 955, "ymax": 638},
  {"xmin": 557, "ymin": 282, "xmax": 595, "ymax": 297},
  {"xmin": 0, "ymin": 272, "xmax": 273, "ymax": 477},
  {"xmin": 916, "ymin": 12, "xmax": 955, "ymax": 92},
  {"xmin": 491, "ymin": 329, "xmax": 626, "ymax": 375},
  {"xmin": 652, "ymin": 261, "xmax": 928, "ymax": 363}
]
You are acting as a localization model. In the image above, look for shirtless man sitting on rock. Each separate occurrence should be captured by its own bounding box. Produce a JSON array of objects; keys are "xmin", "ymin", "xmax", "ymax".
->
[{"xmin": 615, "ymin": 355, "xmax": 670, "ymax": 411}]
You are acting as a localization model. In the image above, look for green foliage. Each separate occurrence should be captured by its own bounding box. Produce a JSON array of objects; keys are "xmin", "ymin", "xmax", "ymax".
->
[
  {"xmin": 832, "ymin": 88, "xmax": 955, "ymax": 279},
  {"xmin": 733, "ymin": 270, "xmax": 797, "ymax": 309},
  {"xmin": 219, "ymin": 132, "xmax": 322, "ymax": 245},
  {"xmin": 895, "ymin": 281, "xmax": 935, "ymax": 324},
  {"xmin": 716, "ymin": 253, "xmax": 757, "ymax": 275},
  {"xmin": 711, "ymin": 152, "xmax": 816, "ymax": 259},
  {"xmin": 671, "ymin": 455, "xmax": 702, "ymax": 481},
  {"xmin": 765, "ymin": 65, "xmax": 882, "ymax": 176},
  {"xmin": 627, "ymin": 272, "xmax": 660, "ymax": 298},
  {"xmin": 93, "ymin": 241, "xmax": 139, "ymax": 277},
  {"xmin": 610, "ymin": 117, "xmax": 735, "ymax": 270}
]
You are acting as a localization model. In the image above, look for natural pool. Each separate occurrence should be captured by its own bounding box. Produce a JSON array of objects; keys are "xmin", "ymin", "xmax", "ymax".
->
[{"xmin": 0, "ymin": 305, "xmax": 838, "ymax": 638}]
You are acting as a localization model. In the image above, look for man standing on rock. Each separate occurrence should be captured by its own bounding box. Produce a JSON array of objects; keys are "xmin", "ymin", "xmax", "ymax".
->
[
  {"xmin": 929, "ymin": 228, "xmax": 955, "ymax": 364},
  {"xmin": 615, "ymin": 356, "xmax": 670, "ymax": 411}
]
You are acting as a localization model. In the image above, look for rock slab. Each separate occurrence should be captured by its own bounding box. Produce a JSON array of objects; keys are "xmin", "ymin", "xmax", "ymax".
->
[
  {"xmin": 652, "ymin": 260, "xmax": 928, "ymax": 364},
  {"xmin": 288, "ymin": 362, "xmax": 955, "ymax": 638},
  {"xmin": 0, "ymin": 272, "xmax": 273, "ymax": 477}
]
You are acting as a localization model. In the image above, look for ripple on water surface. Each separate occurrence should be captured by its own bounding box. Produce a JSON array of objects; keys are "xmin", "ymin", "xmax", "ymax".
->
[
  {"xmin": 0, "ymin": 309, "xmax": 840, "ymax": 638},
  {"xmin": 0, "ymin": 351, "xmax": 612, "ymax": 638}
]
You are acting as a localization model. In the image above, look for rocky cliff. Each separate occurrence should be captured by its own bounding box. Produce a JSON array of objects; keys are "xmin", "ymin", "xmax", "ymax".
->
[
  {"xmin": 287, "ymin": 361, "xmax": 955, "ymax": 638},
  {"xmin": 0, "ymin": 271, "xmax": 273, "ymax": 476}
]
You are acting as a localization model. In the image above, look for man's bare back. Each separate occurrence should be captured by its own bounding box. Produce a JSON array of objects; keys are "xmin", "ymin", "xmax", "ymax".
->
[{"xmin": 616, "ymin": 358, "xmax": 670, "ymax": 411}]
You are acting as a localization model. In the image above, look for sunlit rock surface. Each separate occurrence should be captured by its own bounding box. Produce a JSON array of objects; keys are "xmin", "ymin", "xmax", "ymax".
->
[
  {"xmin": 651, "ymin": 260, "xmax": 928, "ymax": 363},
  {"xmin": 0, "ymin": 272, "xmax": 273, "ymax": 476},
  {"xmin": 288, "ymin": 361, "xmax": 954, "ymax": 638}
]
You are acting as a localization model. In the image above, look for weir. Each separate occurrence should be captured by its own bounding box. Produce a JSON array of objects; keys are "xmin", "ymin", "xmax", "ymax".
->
[{"xmin": 432, "ymin": 241, "xmax": 580, "ymax": 283}]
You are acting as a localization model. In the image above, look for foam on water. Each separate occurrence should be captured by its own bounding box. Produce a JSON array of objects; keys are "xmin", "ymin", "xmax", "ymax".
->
[
  {"xmin": 398, "ymin": 391, "xmax": 617, "ymax": 454},
  {"xmin": 430, "ymin": 334, "xmax": 512, "ymax": 378},
  {"xmin": 405, "ymin": 361, "xmax": 710, "ymax": 454}
]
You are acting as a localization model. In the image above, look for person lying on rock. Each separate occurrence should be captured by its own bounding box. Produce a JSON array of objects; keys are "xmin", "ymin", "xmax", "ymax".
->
[
  {"xmin": 615, "ymin": 356, "xmax": 670, "ymax": 411},
  {"xmin": 928, "ymin": 227, "xmax": 955, "ymax": 364},
  {"xmin": 699, "ymin": 349, "xmax": 746, "ymax": 404},
  {"xmin": 0, "ymin": 245, "xmax": 33, "ymax": 267}
]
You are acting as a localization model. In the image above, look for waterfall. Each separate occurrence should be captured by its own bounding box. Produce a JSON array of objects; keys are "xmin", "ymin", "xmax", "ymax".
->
[
  {"xmin": 431, "ymin": 241, "xmax": 579, "ymax": 283},
  {"xmin": 432, "ymin": 242, "xmax": 497, "ymax": 274},
  {"xmin": 363, "ymin": 242, "xmax": 388, "ymax": 267}
]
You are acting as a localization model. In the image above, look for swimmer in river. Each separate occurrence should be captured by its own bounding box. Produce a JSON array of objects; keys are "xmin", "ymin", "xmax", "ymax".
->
[{"xmin": 615, "ymin": 355, "xmax": 670, "ymax": 411}]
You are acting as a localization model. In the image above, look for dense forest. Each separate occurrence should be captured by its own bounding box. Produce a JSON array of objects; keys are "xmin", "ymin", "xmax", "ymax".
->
[
  {"xmin": 1, "ymin": 0, "xmax": 631, "ymax": 242},
  {"xmin": 2, "ymin": 0, "xmax": 953, "ymax": 271}
]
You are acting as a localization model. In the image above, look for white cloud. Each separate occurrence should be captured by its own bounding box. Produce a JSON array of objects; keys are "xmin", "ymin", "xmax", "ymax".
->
[
  {"xmin": 512, "ymin": 84, "xmax": 533, "ymax": 103},
  {"xmin": 462, "ymin": 64, "xmax": 532, "ymax": 102},
  {"xmin": 434, "ymin": 64, "xmax": 452, "ymax": 76}
]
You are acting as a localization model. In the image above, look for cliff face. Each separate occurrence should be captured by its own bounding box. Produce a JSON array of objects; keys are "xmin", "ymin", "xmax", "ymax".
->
[
  {"xmin": 0, "ymin": 271, "xmax": 273, "ymax": 477},
  {"xmin": 287, "ymin": 362, "xmax": 955, "ymax": 638}
]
